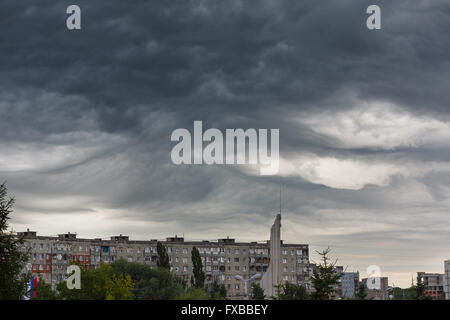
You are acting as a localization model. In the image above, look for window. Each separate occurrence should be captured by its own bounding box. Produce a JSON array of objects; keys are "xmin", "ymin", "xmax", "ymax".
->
[
  {"xmin": 234, "ymin": 249, "xmax": 240, "ymax": 255},
  {"xmin": 283, "ymin": 258, "xmax": 287, "ymax": 264},
  {"xmin": 234, "ymin": 258, "xmax": 239, "ymax": 263}
]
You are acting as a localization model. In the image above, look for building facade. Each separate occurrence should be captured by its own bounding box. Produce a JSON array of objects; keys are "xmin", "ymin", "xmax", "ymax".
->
[
  {"xmin": 340, "ymin": 272, "xmax": 360, "ymax": 299},
  {"xmin": 361, "ymin": 277, "xmax": 389, "ymax": 300},
  {"xmin": 417, "ymin": 272, "xmax": 444, "ymax": 299},
  {"xmin": 444, "ymin": 260, "xmax": 450, "ymax": 300},
  {"xmin": 18, "ymin": 229, "xmax": 311, "ymax": 299}
]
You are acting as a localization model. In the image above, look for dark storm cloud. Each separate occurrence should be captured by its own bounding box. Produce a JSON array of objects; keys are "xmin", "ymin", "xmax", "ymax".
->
[{"xmin": 2, "ymin": 0, "xmax": 450, "ymax": 286}]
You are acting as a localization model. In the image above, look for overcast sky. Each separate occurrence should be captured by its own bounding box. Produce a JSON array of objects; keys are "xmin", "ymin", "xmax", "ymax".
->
[{"xmin": 2, "ymin": 0, "xmax": 450, "ymax": 287}]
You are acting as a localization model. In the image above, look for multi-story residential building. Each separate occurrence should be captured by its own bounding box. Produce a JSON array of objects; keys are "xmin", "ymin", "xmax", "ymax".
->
[
  {"xmin": 444, "ymin": 260, "xmax": 450, "ymax": 300},
  {"xmin": 417, "ymin": 272, "xmax": 444, "ymax": 299},
  {"xmin": 361, "ymin": 277, "xmax": 389, "ymax": 300},
  {"xmin": 18, "ymin": 229, "xmax": 311, "ymax": 299},
  {"xmin": 340, "ymin": 272, "xmax": 360, "ymax": 299}
]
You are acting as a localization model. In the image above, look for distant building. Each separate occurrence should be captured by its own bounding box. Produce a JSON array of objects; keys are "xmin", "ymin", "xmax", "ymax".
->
[
  {"xmin": 417, "ymin": 272, "xmax": 444, "ymax": 299},
  {"xmin": 17, "ymin": 226, "xmax": 312, "ymax": 300},
  {"xmin": 361, "ymin": 277, "xmax": 389, "ymax": 300},
  {"xmin": 444, "ymin": 260, "xmax": 450, "ymax": 300},
  {"xmin": 340, "ymin": 272, "xmax": 360, "ymax": 299}
]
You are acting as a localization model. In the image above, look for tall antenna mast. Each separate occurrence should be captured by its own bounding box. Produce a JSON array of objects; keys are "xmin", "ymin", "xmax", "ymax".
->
[{"xmin": 279, "ymin": 185, "xmax": 282, "ymax": 215}]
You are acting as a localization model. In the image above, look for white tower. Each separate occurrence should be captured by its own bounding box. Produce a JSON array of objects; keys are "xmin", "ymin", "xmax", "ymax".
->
[{"xmin": 261, "ymin": 214, "xmax": 281, "ymax": 298}]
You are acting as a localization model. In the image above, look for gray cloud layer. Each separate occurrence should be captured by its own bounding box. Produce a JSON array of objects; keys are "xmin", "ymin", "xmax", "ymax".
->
[{"xmin": 2, "ymin": 0, "xmax": 450, "ymax": 287}]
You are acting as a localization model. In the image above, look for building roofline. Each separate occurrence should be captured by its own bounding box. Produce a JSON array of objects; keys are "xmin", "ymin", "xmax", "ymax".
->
[{"xmin": 22, "ymin": 234, "xmax": 308, "ymax": 247}]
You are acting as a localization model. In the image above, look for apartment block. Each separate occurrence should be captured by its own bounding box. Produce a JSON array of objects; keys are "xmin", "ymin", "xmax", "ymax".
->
[
  {"xmin": 444, "ymin": 260, "xmax": 450, "ymax": 300},
  {"xmin": 340, "ymin": 272, "xmax": 360, "ymax": 299},
  {"xmin": 18, "ymin": 230, "xmax": 311, "ymax": 299},
  {"xmin": 417, "ymin": 272, "xmax": 444, "ymax": 299},
  {"xmin": 361, "ymin": 277, "xmax": 389, "ymax": 300}
]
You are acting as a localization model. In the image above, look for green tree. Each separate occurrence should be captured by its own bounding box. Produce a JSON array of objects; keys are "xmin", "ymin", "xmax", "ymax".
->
[
  {"xmin": 56, "ymin": 261, "xmax": 133, "ymax": 300},
  {"xmin": 208, "ymin": 279, "xmax": 227, "ymax": 299},
  {"xmin": 250, "ymin": 282, "xmax": 265, "ymax": 300},
  {"xmin": 356, "ymin": 283, "xmax": 367, "ymax": 300},
  {"xmin": 111, "ymin": 259, "xmax": 183, "ymax": 299},
  {"xmin": 0, "ymin": 182, "xmax": 30, "ymax": 300},
  {"xmin": 410, "ymin": 276, "xmax": 432, "ymax": 300},
  {"xmin": 391, "ymin": 287, "xmax": 410, "ymax": 300},
  {"xmin": 274, "ymin": 282, "xmax": 309, "ymax": 300},
  {"xmin": 176, "ymin": 287, "xmax": 210, "ymax": 300},
  {"xmin": 311, "ymin": 247, "xmax": 342, "ymax": 300},
  {"xmin": 156, "ymin": 242, "xmax": 170, "ymax": 270},
  {"xmin": 32, "ymin": 274, "xmax": 57, "ymax": 300},
  {"xmin": 191, "ymin": 246, "xmax": 205, "ymax": 288}
]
